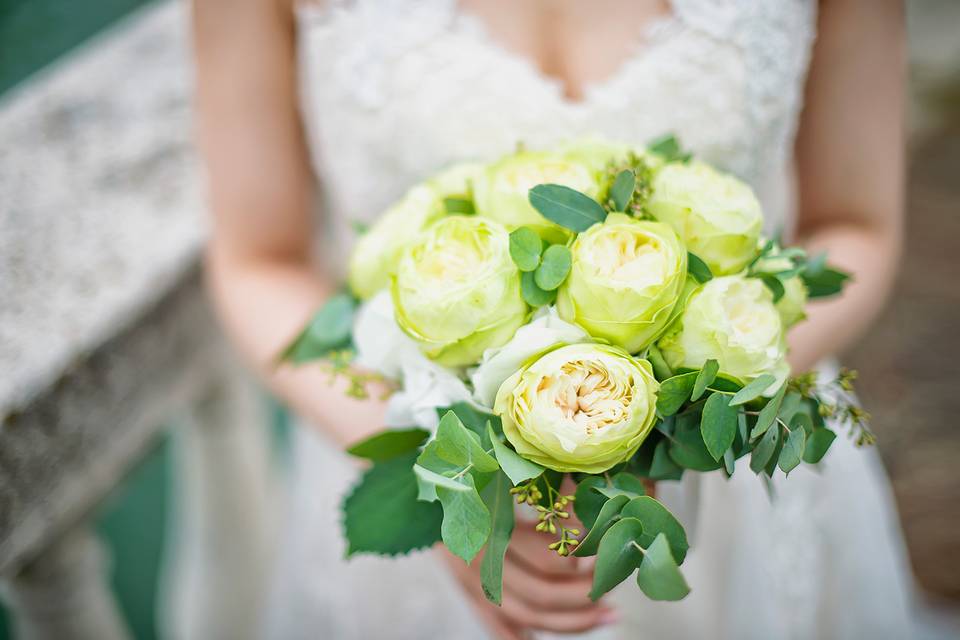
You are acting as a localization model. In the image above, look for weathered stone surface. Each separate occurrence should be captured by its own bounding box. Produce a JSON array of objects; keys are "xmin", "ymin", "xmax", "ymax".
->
[
  {"xmin": 0, "ymin": 1, "xmax": 214, "ymax": 572},
  {"xmin": 0, "ymin": 1, "xmax": 203, "ymax": 418}
]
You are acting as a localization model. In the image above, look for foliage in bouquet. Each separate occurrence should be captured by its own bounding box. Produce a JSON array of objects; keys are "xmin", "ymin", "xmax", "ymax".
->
[{"xmin": 279, "ymin": 134, "xmax": 869, "ymax": 606}]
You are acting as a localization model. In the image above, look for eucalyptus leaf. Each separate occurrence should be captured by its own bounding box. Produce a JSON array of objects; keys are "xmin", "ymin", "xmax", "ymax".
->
[
  {"xmin": 723, "ymin": 447, "xmax": 735, "ymax": 476},
  {"xmin": 534, "ymin": 244, "xmax": 572, "ymax": 291},
  {"xmin": 750, "ymin": 421, "xmax": 780, "ymax": 474},
  {"xmin": 669, "ymin": 412, "xmax": 723, "ymax": 471},
  {"xmin": 701, "ymin": 392, "xmax": 737, "ymax": 461},
  {"xmin": 480, "ymin": 471, "xmax": 515, "ymax": 605},
  {"xmin": 729, "ymin": 374, "xmax": 777, "ymax": 406},
  {"xmin": 279, "ymin": 293, "xmax": 355, "ymax": 363},
  {"xmin": 691, "ymin": 360, "xmax": 718, "ymax": 401},
  {"xmin": 574, "ymin": 476, "xmax": 608, "ymax": 529},
  {"xmin": 687, "ymin": 253, "xmax": 713, "ymax": 283},
  {"xmin": 803, "ymin": 427, "xmax": 837, "ymax": 464},
  {"xmin": 649, "ymin": 439, "xmax": 684, "ymax": 481},
  {"xmin": 444, "ymin": 402, "xmax": 502, "ymax": 447},
  {"xmin": 647, "ymin": 133, "xmax": 692, "ymax": 164},
  {"xmin": 656, "ymin": 372, "xmax": 698, "ymax": 416},
  {"xmin": 595, "ymin": 472, "xmax": 646, "ymax": 500},
  {"xmin": 347, "ymin": 428, "xmax": 430, "ymax": 462},
  {"xmin": 521, "ymin": 270, "xmax": 557, "ymax": 306},
  {"xmin": 620, "ymin": 496, "xmax": 689, "ymax": 563},
  {"xmin": 343, "ymin": 452, "xmax": 443, "ymax": 556},
  {"xmin": 802, "ymin": 266, "xmax": 851, "ymax": 298},
  {"xmin": 589, "ymin": 517, "xmax": 645, "ymax": 600},
  {"xmin": 751, "ymin": 384, "xmax": 786, "ymax": 439},
  {"xmin": 488, "ymin": 423, "xmax": 544, "ymax": 485},
  {"xmin": 779, "ymin": 391, "xmax": 804, "ymax": 426},
  {"xmin": 636, "ymin": 534, "xmax": 691, "ymax": 601},
  {"xmin": 573, "ymin": 495, "xmax": 630, "ymax": 557},
  {"xmin": 509, "ymin": 226, "xmax": 543, "ymax": 272},
  {"xmin": 778, "ymin": 422, "xmax": 806, "ymax": 475},
  {"xmin": 528, "ymin": 184, "xmax": 607, "ymax": 232},
  {"xmin": 438, "ymin": 473, "xmax": 491, "ymax": 564},
  {"xmin": 610, "ymin": 170, "xmax": 636, "ymax": 211}
]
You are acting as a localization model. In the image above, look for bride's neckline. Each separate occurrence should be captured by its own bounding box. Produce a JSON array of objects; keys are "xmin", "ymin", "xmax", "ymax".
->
[
  {"xmin": 452, "ymin": 0, "xmax": 679, "ymax": 107},
  {"xmin": 296, "ymin": 0, "xmax": 682, "ymax": 110}
]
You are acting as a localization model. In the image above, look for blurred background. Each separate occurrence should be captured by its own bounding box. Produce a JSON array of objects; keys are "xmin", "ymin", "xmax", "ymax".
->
[{"xmin": 1, "ymin": 0, "xmax": 958, "ymax": 638}]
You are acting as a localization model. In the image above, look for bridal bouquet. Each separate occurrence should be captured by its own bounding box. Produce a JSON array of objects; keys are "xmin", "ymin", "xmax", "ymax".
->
[{"xmin": 280, "ymin": 136, "xmax": 871, "ymax": 604}]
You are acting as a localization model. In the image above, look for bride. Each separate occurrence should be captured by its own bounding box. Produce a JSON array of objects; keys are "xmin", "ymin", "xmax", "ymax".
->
[{"xmin": 193, "ymin": 0, "xmax": 913, "ymax": 638}]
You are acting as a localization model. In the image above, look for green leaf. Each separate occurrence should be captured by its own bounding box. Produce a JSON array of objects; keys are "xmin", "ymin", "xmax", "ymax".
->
[
  {"xmin": 573, "ymin": 495, "xmax": 630, "ymax": 557},
  {"xmin": 534, "ymin": 244, "xmax": 572, "ymax": 291},
  {"xmin": 487, "ymin": 423, "xmax": 544, "ymax": 485},
  {"xmin": 646, "ymin": 344, "xmax": 673, "ymax": 381},
  {"xmin": 520, "ymin": 270, "xmax": 557, "ymax": 306},
  {"xmin": 691, "ymin": 359, "xmax": 718, "ymax": 401},
  {"xmin": 595, "ymin": 472, "xmax": 647, "ymax": 500},
  {"xmin": 761, "ymin": 275, "xmax": 785, "ymax": 302},
  {"xmin": 344, "ymin": 452, "xmax": 443, "ymax": 556},
  {"xmin": 444, "ymin": 402, "xmax": 502, "ymax": 448},
  {"xmin": 574, "ymin": 476, "xmax": 608, "ymax": 529},
  {"xmin": 778, "ymin": 391, "xmax": 803, "ymax": 426},
  {"xmin": 750, "ymin": 421, "xmax": 780, "ymax": 473},
  {"xmin": 656, "ymin": 372, "xmax": 698, "ymax": 416},
  {"xmin": 647, "ymin": 133, "xmax": 692, "ymax": 164},
  {"xmin": 480, "ymin": 472, "xmax": 515, "ymax": 605},
  {"xmin": 413, "ymin": 464, "xmax": 471, "ymax": 493},
  {"xmin": 687, "ymin": 253, "xmax": 713, "ymax": 283},
  {"xmin": 802, "ymin": 266, "xmax": 851, "ymax": 298},
  {"xmin": 509, "ymin": 226, "xmax": 543, "ymax": 272},
  {"xmin": 416, "ymin": 471, "xmax": 438, "ymax": 502},
  {"xmin": 701, "ymin": 392, "xmax": 738, "ymax": 461},
  {"xmin": 648, "ymin": 439, "xmax": 684, "ymax": 481},
  {"xmin": 723, "ymin": 447, "xmax": 735, "ymax": 476},
  {"xmin": 438, "ymin": 473, "xmax": 491, "ymax": 564},
  {"xmin": 444, "ymin": 197, "xmax": 475, "ymax": 215},
  {"xmin": 426, "ymin": 411, "xmax": 500, "ymax": 474},
  {"xmin": 729, "ymin": 374, "xmax": 777, "ymax": 406},
  {"xmin": 279, "ymin": 294, "xmax": 355, "ymax": 363},
  {"xmin": 347, "ymin": 428, "xmax": 430, "ymax": 462},
  {"xmin": 635, "ymin": 533, "xmax": 690, "ymax": 601},
  {"xmin": 803, "ymin": 427, "xmax": 837, "ymax": 464},
  {"xmin": 589, "ymin": 517, "xmax": 645, "ymax": 600},
  {"xmin": 669, "ymin": 412, "xmax": 723, "ymax": 471},
  {"xmin": 620, "ymin": 497, "xmax": 689, "ymax": 563},
  {"xmin": 751, "ymin": 384, "xmax": 786, "ymax": 439},
  {"xmin": 610, "ymin": 170, "xmax": 636, "ymax": 211},
  {"xmin": 778, "ymin": 421, "xmax": 807, "ymax": 475},
  {"xmin": 737, "ymin": 410, "xmax": 749, "ymax": 447},
  {"xmin": 528, "ymin": 184, "xmax": 607, "ymax": 232}
]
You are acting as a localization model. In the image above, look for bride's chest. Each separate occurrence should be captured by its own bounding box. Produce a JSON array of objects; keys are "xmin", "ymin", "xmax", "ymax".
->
[{"xmin": 296, "ymin": 0, "xmax": 815, "ymax": 207}]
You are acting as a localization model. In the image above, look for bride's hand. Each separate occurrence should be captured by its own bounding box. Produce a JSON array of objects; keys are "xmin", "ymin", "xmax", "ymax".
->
[{"xmin": 438, "ymin": 519, "xmax": 618, "ymax": 639}]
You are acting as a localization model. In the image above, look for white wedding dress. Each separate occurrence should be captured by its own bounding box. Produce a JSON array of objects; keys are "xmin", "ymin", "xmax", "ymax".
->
[{"xmin": 263, "ymin": 1, "xmax": 916, "ymax": 638}]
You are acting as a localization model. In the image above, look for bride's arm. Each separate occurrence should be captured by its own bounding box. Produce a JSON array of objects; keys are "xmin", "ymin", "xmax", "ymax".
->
[
  {"xmin": 193, "ymin": 0, "xmax": 390, "ymax": 446},
  {"xmin": 790, "ymin": 0, "xmax": 905, "ymax": 372},
  {"xmin": 192, "ymin": 1, "xmax": 609, "ymax": 635}
]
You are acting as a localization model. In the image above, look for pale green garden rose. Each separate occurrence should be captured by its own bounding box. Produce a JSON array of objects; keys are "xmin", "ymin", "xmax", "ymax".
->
[
  {"xmin": 473, "ymin": 150, "xmax": 601, "ymax": 242},
  {"xmin": 556, "ymin": 137, "xmax": 632, "ymax": 173},
  {"xmin": 557, "ymin": 213, "xmax": 687, "ymax": 353},
  {"xmin": 646, "ymin": 161, "xmax": 763, "ymax": 275},
  {"xmin": 494, "ymin": 343, "xmax": 659, "ymax": 473},
  {"xmin": 657, "ymin": 275, "xmax": 789, "ymax": 390},
  {"xmin": 391, "ymin": 216, "xmax": 528, "ymax": 367},
  {"xmin": 348, "ymin": 162, "xmax": 484, "ymax": 300}
]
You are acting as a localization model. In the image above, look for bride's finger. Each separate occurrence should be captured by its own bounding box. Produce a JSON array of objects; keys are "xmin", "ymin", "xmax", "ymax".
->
[
  {"xmin": 498, "ymin": 593, "xmax": 617, "ymax": 634},
  {"xmin": 501, "ymin": 556, "xmax": 597, "ymax": 610}
]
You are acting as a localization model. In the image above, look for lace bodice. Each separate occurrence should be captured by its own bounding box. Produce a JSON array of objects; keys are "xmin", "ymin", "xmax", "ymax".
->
[{"xmin": 295, "ymin": 0, "xmax": 816, "ymax": 273}]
